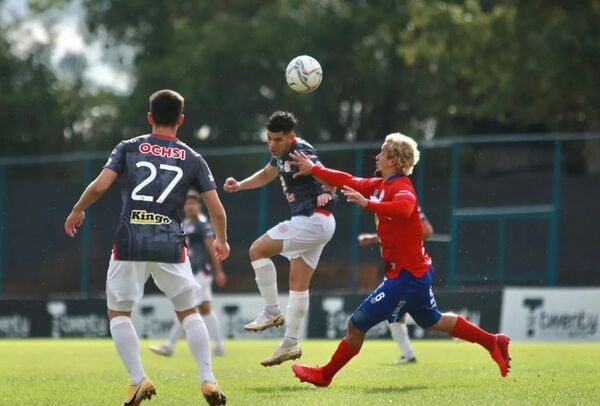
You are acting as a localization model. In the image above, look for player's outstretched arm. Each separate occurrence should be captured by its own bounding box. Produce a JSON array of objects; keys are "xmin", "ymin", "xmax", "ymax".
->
[
  {"xmin": 357, "ymin": 233, "xmax": 380, "ymax": 247},
  {"xmin": 64, "ymin": 168, "xmax": 119, "ymax": 237},
  {"xmin": 201, "ymin": 189, "xmax": 230, "ymax": 261},
  {"xmin": 289, "ymin": 151, "xmax": 376, "ymax": 196},
  {"xmin": 223, "ymin": 163, "xmax": 278, "ymax": 193}
]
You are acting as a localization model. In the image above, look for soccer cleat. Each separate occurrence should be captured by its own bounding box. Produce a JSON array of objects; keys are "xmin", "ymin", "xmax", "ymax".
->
[
  {"xmin": 291, "ymin": 364, "xmax": 331, "ymax": 387},
  {"xmin": 489, "ymin": 334, "xmax": 511, "ymax": 377},
  {"xmin": 243, "ymin": 310, "xmax": 284, "ymax": 332},
  {"xmin": 201, "ymin": 380, "xmax": 226, "ymax": 405},
  {"xmin": 148, "ymin": 344, "xmax": 173, "ymax": 357},
  {"xmin": 261, "ymin": 343, "xmax": 302, "ymax": 367},
  {"xmin": 392, "ymin": 355, "xmax": 417, "ymax": 365},
  {"xmin": 213, "ymin": 346, "xmax": 226, "ymax": 357},
  {"xmin": 123, "ymin": 376, "xmax": 156, "ymax": 406}
]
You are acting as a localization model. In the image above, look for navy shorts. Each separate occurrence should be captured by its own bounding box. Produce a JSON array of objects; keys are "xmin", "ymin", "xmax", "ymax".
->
[{"xmin": 350, "ymin": 267, "xmax": 442, "ymax": 332}]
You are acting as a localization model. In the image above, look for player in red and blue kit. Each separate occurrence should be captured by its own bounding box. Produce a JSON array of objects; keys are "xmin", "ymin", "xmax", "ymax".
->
[{"xmin": 288, "ymin": 133, "xmax": 511, "ymax": 387}]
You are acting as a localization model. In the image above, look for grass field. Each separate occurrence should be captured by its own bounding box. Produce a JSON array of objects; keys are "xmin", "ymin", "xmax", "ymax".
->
[{"xmin": 1, "ymin": 339, "xmax": 599, "ymax": 405}]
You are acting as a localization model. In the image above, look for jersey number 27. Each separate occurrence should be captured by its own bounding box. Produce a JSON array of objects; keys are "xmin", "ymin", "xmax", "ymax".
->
[{"xmin": 131, "ymin": 161, "xmax": 183, "ymax": 203}]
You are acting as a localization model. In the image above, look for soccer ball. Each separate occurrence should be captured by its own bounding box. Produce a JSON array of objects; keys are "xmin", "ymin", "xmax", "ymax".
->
[{"xmin": 285, "ymin": 55, "xmax": 323, "ymax": 94}]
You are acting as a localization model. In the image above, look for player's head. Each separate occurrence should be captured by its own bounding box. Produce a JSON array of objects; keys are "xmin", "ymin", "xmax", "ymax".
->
[
  {"xmin": 185, "ymin": 190, "xmax": 202, "ymax": 218},
  {"xmin": 148, "ymin": 89, "xmax": 185, "ymax": 128},
  {"xmin": 266, "ymin": 111, "xmax": 297, "ymax": 157},
  {"xmin": 375, "ymin": 133, "xmax": 420, "ymax": 176}
]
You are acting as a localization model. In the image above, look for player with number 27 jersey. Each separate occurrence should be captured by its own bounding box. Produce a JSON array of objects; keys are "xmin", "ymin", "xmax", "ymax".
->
[{"xmin": 105, "ymin": 133, "xmax": 216, "ymax": 263}]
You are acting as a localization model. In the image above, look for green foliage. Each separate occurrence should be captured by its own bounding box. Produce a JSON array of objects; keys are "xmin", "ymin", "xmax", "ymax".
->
[
  {"xmin": 1, "ymin": 1, "xmax": 599, "ymax": 154},
  {"xmin": 1, "ymin": 339, "xmax": 599, "ymax": 404}
]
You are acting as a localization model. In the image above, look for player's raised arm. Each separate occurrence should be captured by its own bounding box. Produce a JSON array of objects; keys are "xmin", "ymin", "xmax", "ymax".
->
[
  {"xmin": 64, "ymin": 168, "xmax": 119, "ymax": 237},
  {"xmin": 223, "ymin": 163, "xmax": 278, "ymax": 193},
  {"xmin": 289, "ymin": 151, "xmax": 377, "ymax": 196},
  {"xmin": 201, "ymin": 189, "xmax": 230, "ymax": 261}
]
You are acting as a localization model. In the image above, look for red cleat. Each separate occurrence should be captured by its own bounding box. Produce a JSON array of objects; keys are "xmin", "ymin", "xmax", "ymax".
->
[
  {"xmin": 291, "ymin": 364, "xmax": 332, "ymax": 387},
  {"xmin": 489, "ymin": 334, "xmax": 511, "ymax": 377}
]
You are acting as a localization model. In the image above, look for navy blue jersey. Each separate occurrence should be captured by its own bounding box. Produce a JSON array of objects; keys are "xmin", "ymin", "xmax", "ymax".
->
[
  {"xmin": 104, "ymin": 133, "xmax": 216, "ymax": 262},
  {"xmin": 183, "ymin": 214, "xmax": 215, "ymax": 274},
  {"xmin": 269, "ymin": 137, "xmax": 336, "ymax": 216}
]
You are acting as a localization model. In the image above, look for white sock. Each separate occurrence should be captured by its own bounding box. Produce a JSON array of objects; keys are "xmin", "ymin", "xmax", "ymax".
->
[
  {"xmin": 388, "ymin": 321, "xmax": 415, "ymax": 359},
  {"xmin": 182, "ymin": 313, "xmax": 216, "ymax": 383},
  {"xmin": 110, "ymin": 316, "xmax": 145, "ymax": 385},
  {"xmin": 252, "ymin": 258, "xmax": 279, "ymax": 309},
  {"xmin": 202, "ymin": 311, "xmax": 224, "ymax": 349},
  {"xmin": 284, "ymin": 290, "xmax": 309, "ymax": 345},
  {"xmin": 165, "ymin": 319, "xmax": 184, "ymax": 351}
]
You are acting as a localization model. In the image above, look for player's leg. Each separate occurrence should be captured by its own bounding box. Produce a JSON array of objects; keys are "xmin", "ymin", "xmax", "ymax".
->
[
  {"xmin": 427, "ymin": 314, "xmax": 510, "ymax": 376},
  {"xmin": 260, "ymin": 256, "xmax": 313, "ymax": 366},
  {"xmin": 293, "ymin": 278, "xmax": 399, "ymax": 386},
  {"xmin": 149, "ymin": 314, "xmax": 182, "ymax": 356},
  {"xmin": 409, "ymin": 268, "xmax": 510, "ymax": 377},
  {"xmin": 106, "ymin": 259, "xmax": 155, "ymax": 405},
  {"xmin": 388, "ymin": 314, "xmax": 416, "ymax": 364},
  {"xmin": 152, "ymin": 260, "xmax": 225, "ymax": 404},
  {"xmin": 172, "ymin": 297, "xmax": 225, "ymax": 406},
  {"xmin": 199, "ymin": 300, "xmax": 226, "ymax": 356},
  {"xmin": 245, "ymin": 233, "xmax": 285, "ymax": 331}
]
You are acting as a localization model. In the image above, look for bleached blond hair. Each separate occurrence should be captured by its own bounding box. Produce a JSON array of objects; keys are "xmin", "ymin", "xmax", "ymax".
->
[{"xmin": 384, "ymin": 133, "xmax": 420, "ymax": 176}]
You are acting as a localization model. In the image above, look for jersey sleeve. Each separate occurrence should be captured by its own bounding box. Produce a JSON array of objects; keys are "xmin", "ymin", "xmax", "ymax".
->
[
  {"xmin": 191, "ymin": 155, "xmax": 217, "ymax": 193},
  {"xmin": 366, "ymin": 188, "xmax": 416, "ymax": 219},
  {"xmin": 104, "ymin": 142, "xmax": 127, "ymax": 175},
  {"xmin": 311, "ymin": 166, "xmax": 380, "ymax": 196}
]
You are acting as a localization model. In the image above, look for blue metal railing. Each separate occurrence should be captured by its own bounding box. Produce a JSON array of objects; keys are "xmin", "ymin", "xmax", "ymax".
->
[{"xmin": 0, "ymin": 132, "xmax": 599, "ymax": 297}]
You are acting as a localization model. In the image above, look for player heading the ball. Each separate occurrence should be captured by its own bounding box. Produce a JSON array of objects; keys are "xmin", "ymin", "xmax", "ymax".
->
[{"xmin": 224, "ymin": 111, "xmax": 336, "ymax": 367}]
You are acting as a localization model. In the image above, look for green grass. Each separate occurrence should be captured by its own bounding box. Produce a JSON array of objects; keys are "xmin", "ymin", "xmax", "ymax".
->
[{"xmin": 1, "ymin": 339, "xmax": 599, "ymax": 405}]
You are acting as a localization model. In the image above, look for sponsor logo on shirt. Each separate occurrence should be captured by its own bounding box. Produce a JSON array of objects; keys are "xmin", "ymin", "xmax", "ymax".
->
[
  {"xmin": 139, "ymin": 143, "xmax": 186, "ymax": 160},
  {"xmin": 130, "ymin": 210, "xmax": 172, "ymax": 225}
]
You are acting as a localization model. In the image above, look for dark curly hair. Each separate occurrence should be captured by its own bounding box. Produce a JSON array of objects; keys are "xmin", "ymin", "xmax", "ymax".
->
[{"xmin": 266, "ymin": 111, "xmax": 298, "ymax": 133}]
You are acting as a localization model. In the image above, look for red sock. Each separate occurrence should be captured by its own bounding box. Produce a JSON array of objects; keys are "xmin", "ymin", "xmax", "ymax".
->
[
  {"xmin": 322, "ymin": 339, "xmax": 360, "ymax": 381},
  {"xmin": 451, "ymin": 316, "xmax": 496, "ymax": 351}
]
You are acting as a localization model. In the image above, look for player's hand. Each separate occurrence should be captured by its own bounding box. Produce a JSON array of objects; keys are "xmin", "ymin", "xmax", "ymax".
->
[
  {"xmin": 64, "ymin": 210, "xmax": 85, "ymax": 237},
  {"xmin": 289, "ymin": 151, "xmax": 315, "ymax": 178},
  {"xmin": 223, "ymin": 177, "xmax": 240, "ymax": 193},
  {"xmin": 316, "ymin": 193, "xmax": 333, "ymax": 207},
  {"xmin": 213, "ymin": 239, "xmax": 230, "ymax": 261},
  {"xmin": 341, "ymin": 185, "xmax": 368, "ymax": 208},
  {"xmin": 357, "ymin": 233, "xmax": 379, "ymax": 247},
  {"xmin": 214, "ymin": 271, "xmax": 227, "ymax": 287}
]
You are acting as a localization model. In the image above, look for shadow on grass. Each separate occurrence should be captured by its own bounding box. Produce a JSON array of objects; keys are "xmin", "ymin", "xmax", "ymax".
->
[
  {"xmin": 251, "ymin": 385, "xmax": 318, "ymax": 393},
  {"xmin": 250, "ymin": 384, "xmax": 427, "ymax": 394},
  {"xmin": 361, "ymin": 385, "xmax": 428, "ymax": 394}
]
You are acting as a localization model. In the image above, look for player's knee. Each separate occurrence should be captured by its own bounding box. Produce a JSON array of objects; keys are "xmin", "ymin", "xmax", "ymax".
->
[
  {"xmin": 248, "ymin": 241, "xmax": 264, "ymax": 261},
  {"xmin": 199, "ymin": 301, "xmax": 210, "ymax": 315}
]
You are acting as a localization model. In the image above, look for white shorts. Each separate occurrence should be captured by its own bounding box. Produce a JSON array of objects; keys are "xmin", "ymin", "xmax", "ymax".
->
[
  {"xmin": 194, "ymin": 272, "xmax": 213, "ymax": 304},
  {"xmin": 267, "ymin": 211, "xmax": 336, "ymax": 270},
  {"xmin": 106, "ymin": 256, "xmax": 200, "ymax": 311}
]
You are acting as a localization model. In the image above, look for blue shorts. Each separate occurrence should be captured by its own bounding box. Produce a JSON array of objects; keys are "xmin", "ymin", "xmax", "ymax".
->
[{"xmin": 350, "ymin": 267, "xmax": 442, "ymax": 332}]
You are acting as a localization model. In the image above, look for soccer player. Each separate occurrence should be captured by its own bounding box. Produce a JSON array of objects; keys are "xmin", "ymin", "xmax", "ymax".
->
[
  {"xmin": 288, "ymin": 133, "xmax": 511, "ymax": 387},
  {"xmin": 358, "ymin": 207, "xmax": 434, "ymax": 365},
  {"xmin": 150, "ymin": 190, "xmax": 227, "ymax": 357},
  {"xmin": 64, "ymin": 90, "xmax": 228, "ymax": 405},
  {"xmin": 223, "ymin": 111, "xmax": 336, "ymax": 367}
]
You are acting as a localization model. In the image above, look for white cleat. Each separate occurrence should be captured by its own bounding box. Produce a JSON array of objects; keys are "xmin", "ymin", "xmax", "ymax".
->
[
  {"xmin": 392, "ymin": 355, "xmax": 417, "ymax": 365},
  {"xmin": 243, "ymin": 310, "xmax": 284, "ymax": 332},
  {"xmin": 260, "ymin": 343, "xmax": 302, "ymax": 367},
  {"xmin": 148, "ymin": 344, "xmax": 173, "ymax": 357}
]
